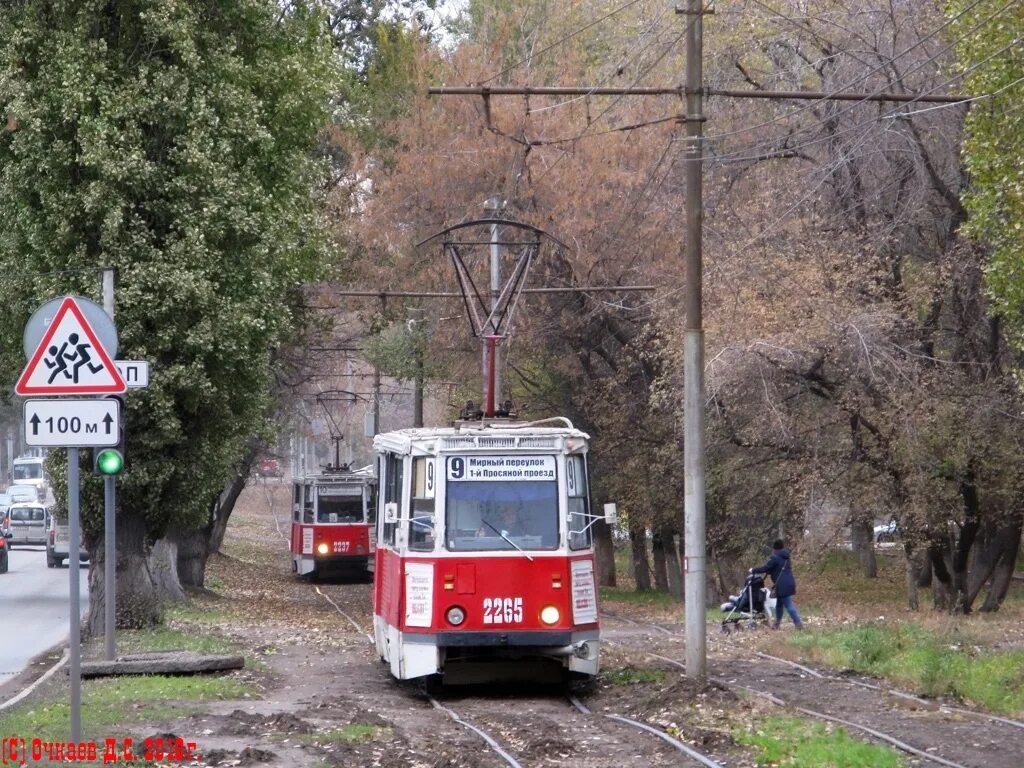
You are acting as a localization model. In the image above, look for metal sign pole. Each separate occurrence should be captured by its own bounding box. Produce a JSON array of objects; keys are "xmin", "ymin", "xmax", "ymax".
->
[
  {"xmin": 102, "ymin": 270, "xmax": 117, "ymax": 662},
  {"xmin": 104, "ymin": 476, "xmax": 116, "ymax": 660},
  {"xmin": 68, "ymin": 447, "xmax": 82, "ymax": 741}
]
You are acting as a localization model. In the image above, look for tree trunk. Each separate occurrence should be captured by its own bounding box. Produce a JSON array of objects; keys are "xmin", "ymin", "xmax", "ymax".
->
[
  {"xmin": 975, "ymin": 519, "xmax": 1023, "ymax": 612},
  {"xmin": 651, "ymin": 529, "xmax": 668, "ymax": 592},
  {"xmin": 930, "ymin": 541, "xmax": 953, "ymax": 610},
  {"xmin": 176, "ymin": 456, "xmax": 253, "ymax": 589},
  {"xmin": 175, "ymin": 530, "xmax": 208, "ymax": 590},
  {"xmin": 594, "ymin": 519, "xmax": 616, "ymax": 587},
  {"xmin": 851, "ymin": 519, "xmax": 877, "ymax": 578},
  {"xmin": 662, "ymin": 526, "xmax": 683, "ymax": 600},
  {"xmin": 904, "ymin": 542, "xmax": 919, "ymax": 611},
  {"xmin": 629, "ymin": 524, "xmax": 651, "ymax": 592},
  {"xmin": 951, "ymin": 472, "xmax": 981, "ymax": 614},
  {"xmin": 88, "ymin": 513, "xmax": 177, "ymax": 635}
]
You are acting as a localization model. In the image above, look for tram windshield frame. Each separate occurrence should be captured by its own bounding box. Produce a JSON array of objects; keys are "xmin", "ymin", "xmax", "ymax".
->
[
  {"xmin": 315, "ymin": 487, "xmax": 366, "ymax": 524},
  {"xmin": 445, "ymin": 479, "xmax": 559, "ymax": 552}
]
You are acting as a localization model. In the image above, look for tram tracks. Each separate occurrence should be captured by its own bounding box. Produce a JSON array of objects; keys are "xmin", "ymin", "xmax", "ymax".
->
[
  {"xmin": 600, "ymin": 613, "xmax": 1024, "ymax": 768},
  {"xmin": 420, "ymin": 687, "xmax": 729, "ymax": 768}
]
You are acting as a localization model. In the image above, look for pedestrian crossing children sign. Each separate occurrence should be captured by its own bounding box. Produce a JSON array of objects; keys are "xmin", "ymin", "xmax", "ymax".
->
[{"xmin": 16, "ymin": 297, "xmax": 127, "ymax": 395}]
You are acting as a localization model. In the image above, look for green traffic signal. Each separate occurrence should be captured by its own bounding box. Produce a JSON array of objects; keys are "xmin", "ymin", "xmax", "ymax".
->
[{"xmin": 95, "ymin": 448, "xmax": 124, "ymax": 475}]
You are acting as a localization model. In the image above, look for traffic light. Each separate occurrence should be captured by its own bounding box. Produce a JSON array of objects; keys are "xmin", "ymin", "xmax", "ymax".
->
[
  {"xmin": 94, "ymin": 448, "xmax": 124, "ymax": 475},
  {"xmin": 93, "ymin": 395, "xmax": 125, "ymax": 476}
]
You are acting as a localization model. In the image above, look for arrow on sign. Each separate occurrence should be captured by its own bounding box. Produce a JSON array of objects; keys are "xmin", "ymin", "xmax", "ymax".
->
[
  {"xmin": 102, "ymin": 413, "xmax": 114, "ymax": 434},
  {"xmin": 29, "ymin": 414, "xmax": 40, "ymax": 435}
]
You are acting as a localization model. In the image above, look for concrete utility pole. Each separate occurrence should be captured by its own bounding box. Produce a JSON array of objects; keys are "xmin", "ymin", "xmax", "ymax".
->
[
  {"xmin": 483, "ymin": 196, "xmax": 505, "ymax": 415},
  {"xmin": 681, "ymin": 0, "xmax": 707, "ymax": 680}
]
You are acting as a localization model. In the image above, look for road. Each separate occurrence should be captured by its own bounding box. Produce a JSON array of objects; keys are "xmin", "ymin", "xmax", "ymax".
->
[{"xmin": 0, "ymin": 546, "xmax": 89, "ymax": 681}]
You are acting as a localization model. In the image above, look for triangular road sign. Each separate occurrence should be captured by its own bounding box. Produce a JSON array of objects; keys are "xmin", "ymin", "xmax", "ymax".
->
[{"xmin": 16, "ymin": 297, "xmax": 127, "ymax": 395}]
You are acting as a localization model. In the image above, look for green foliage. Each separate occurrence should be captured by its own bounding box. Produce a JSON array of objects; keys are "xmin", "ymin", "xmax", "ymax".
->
[
  {"xmin": 736, "ymin": 716, "xmax": 902, "ymax": 768},
  {"xmin": 953, "ymin": 1, "xmax": 1024, "ymax": 345},
  {"xmin": 790, "ymin": 623, "xmax": 1024, "ymax": 714},
  {"xmin": 362, "ymin": 317, "xmax": 441, "ymax": 381},
  {"xmin": 0, "ymin": 1, "xmax": 338, "ymax": 541}
]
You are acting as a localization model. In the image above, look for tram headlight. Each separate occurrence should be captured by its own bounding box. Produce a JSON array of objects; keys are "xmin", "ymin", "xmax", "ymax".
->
[
  {"xmin": 446, "ymin": 606, "xmax": 466, "ymax": 626},
  {"xmin": 317, "ymin": 542, "xmax": 329, "ymax": 555},
  {"xmin": 540, "ymin": 605, "xmax": 561, "ymax": 625}
]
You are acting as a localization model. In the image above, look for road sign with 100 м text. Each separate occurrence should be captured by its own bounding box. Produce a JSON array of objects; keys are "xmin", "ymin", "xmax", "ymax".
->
[{"xmin": 24, "ymin": 398, "xmax": 120, "ymax": 447}]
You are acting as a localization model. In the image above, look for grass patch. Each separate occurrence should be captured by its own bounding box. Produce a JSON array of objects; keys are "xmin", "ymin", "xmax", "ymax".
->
[
  {"xmin": 736, "ymin": 715, "xmax": 902, "ymax": 767},
  {"xmin": 111, "ymin": 626, "xmax": 237, "ymax": 657},
  {"xmin": 602, "ymin": 666, "xmax": 668, "ymax": 686},
  {"xmin": 0, "ymin": 674, "xmax": 255, "ymax": 741},
  {"xmin": 303, "ymin": 724, "xmax": 392, "ymax": 744},
  {"xmin": 601, "ymin": 586, "xmax": 679, "ymax": 608},
  {"xmin": 789, "ymin": 623, "xmax": 1024, "ymax": 715}
]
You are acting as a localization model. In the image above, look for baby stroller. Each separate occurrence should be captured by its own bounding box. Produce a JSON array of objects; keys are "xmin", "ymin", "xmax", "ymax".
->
[{"xmin": 720, "ymin": 573, "xmax": 776, "ymax": 633}]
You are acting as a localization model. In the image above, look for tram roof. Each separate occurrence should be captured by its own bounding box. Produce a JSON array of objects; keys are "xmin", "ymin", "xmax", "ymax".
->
[
  {"xmin": 373, "ymin": 419, "xmax": 590, "ymax": 455},
  {"xmin": 297, "ymin": 464, "xmax": 376, "ymax": 484}
]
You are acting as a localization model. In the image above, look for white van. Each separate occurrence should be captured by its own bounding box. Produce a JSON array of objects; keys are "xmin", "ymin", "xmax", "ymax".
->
[
  {"xmin": 2, "ymin": 502, "xmax": 49, "ymax": 546},
  {"xmin": 12, "ymin": 456, "xmax": 47, "ymax": 497}
]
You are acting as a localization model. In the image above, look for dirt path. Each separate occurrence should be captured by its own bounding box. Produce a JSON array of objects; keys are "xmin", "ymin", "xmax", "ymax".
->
[{"xmin": 55, "ymin": 480, "xmax": 1021, "ymax": 768}]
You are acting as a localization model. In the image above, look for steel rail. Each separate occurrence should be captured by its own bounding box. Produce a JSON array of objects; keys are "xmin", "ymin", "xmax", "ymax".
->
[
  {"xmin": 567, "ymin": 694, "xmax": 726, "ymax": 768},
  {"xmin": 612, "ymin": 639, "xmax": 972, "ymax": 768},
  {"xmin": 428, "ymin": 697, "xmax": 525, "ymax": 768},
  {"xmin": 755, "ymin": 651, "xmax": 1024, "ymax": 732}
]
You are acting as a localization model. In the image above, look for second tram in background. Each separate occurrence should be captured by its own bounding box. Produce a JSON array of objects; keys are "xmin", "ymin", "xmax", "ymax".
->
[
  {"xmin": 291, "ymin": 465, "xmax": 377, "ymax": 580},
  {"xmin": 371, "ymin": 417, "xmax": 615, "ymax": 684}
]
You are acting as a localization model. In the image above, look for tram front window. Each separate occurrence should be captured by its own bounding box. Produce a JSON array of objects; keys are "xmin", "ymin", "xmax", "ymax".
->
[
  {"xmin": 446, "ymin": 481, "xmax": 558, "ymax": 551},
  {"xmin": 317, "ymin": 496, "xmax": 363, "ymax": 523}
]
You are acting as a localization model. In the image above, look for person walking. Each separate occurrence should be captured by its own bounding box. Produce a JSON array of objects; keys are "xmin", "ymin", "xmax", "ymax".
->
[{"xmin": 750, "ymin": 539, "xmax": 803, "ymax": 629}]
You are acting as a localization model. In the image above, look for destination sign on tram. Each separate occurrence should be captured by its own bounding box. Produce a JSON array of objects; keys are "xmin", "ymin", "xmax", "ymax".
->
[{"xmin": 446, "ymin": 455, "xmax": 556, "ymax": 482}]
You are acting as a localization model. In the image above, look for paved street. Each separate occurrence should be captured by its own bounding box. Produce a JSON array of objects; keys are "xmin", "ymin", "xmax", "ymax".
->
[{"xmin": 0, "ymin": 546, "xmax": 89, "ymax": 680}]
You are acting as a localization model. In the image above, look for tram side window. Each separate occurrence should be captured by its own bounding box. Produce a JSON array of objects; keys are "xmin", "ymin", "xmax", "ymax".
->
[
  {"xmin": 567, "ymin": 455, "xmax": 592, "ymax": 550},
  {"xmin": 366, "ymin": 484, "xmax": 378, "ymax": 525},
  {"xmin": 382, "ymin": 453, "xmax": 404, "ymax": 547},
  {"xmin": 409, "ymin": 457, "xmax": 435, "ymax": 551},
  {"xmin": 302, "ymin": 485, "xmax": 314, "ymax": 524},
  {"xmin": 293, "ymin": 484, "xmax": 302, "ymax": 523}
]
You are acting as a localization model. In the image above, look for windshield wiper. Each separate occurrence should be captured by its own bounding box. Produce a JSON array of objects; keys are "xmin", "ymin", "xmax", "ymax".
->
[{"xmin": 482, "ymin": 520, "xmax": 533, "ymax": 561}]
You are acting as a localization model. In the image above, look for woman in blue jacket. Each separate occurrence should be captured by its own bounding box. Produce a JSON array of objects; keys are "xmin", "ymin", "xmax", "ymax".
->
[{"xmin": 750, "ymin": 539, "xmax": 803, "ymax": 629}]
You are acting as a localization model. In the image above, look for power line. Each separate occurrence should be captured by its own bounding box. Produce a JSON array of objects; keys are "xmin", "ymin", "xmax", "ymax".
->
[{"xmin": 479, "ymin": 0, "xmax": 648, "ymax": 85}]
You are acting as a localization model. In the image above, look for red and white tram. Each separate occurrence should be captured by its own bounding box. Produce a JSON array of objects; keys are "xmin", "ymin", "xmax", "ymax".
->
[
  {"xmin": 290, "ymin": 466, "xmax": 377, "ymax": 580},
  {"xmin": 371, "ymin": 419, "xmax": 614, "ymax": 683}
]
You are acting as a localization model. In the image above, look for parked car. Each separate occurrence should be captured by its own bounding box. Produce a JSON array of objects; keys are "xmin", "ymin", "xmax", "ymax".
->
[
  {"xmin": 0, "ymin": 530, "xmax": 10, "ymax": 573},
  {"xmin": 2, "ymin": 502, "xmax": 48, "ymax": 546},
  {"xmin": 874, "ymin": 519, "xmax": 899, "ymax": 544},
  {"xmin": 46, "ymin": 515, "xmax": 88, "ymax": 568},
  {"xmin": 7, "ymin": 483, "xmax": 42, "ymax": 503}
]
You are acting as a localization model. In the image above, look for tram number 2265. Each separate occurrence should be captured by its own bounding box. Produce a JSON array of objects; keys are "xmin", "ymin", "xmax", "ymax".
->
[{"xmin": 482, "ymin": 597, "xmax": 523, "ymax": 624}]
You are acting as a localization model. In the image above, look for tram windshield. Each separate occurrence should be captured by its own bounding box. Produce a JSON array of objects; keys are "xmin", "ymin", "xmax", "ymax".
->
[
  {"xmin": 446, "ymin": 480, "xmax": 559, "ymax": 551},
  {"xmin": 317, "ymin": 493, "xmax": 364, "ymax": 523}
]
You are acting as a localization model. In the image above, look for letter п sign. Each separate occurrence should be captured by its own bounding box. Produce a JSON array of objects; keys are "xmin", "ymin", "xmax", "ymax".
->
[{"xmin": 16, "ymin": 296, "xmax": 127, "ymax": 395}]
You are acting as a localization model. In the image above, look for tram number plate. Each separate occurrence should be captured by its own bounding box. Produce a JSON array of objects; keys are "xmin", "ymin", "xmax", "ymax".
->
[
  {"xmin": 482, "ymin": 597, "xmax": 523, "ymax": 624},
  {"xmin": 333, "ymin": 541, "xmax": 350, "ymax": 553}
]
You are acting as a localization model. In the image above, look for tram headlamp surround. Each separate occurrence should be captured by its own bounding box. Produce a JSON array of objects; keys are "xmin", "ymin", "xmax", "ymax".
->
[
  {"xmin": 317, "ymin": 542, "xmax": 329, "ymax": 555},
  {"xmin": 540, "ymin": 605, "xmax": 560, "ymax": 625},
  {"xmin": 446, "ymin": 606, "xmax": 466, "ymax": 626}
]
